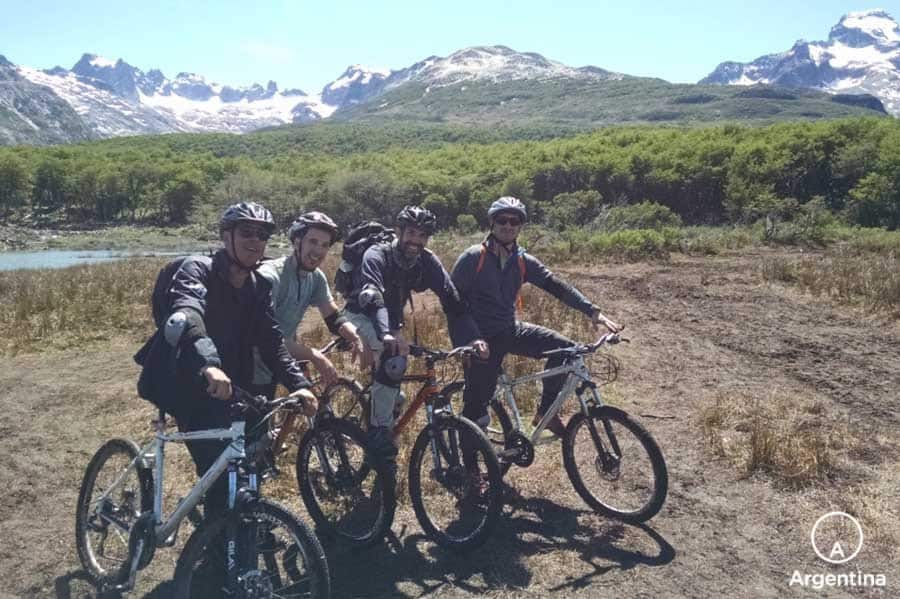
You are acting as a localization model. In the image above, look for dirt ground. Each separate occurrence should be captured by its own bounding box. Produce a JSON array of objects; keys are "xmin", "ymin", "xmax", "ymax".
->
[{"xmin": 1, "ymin": 247, "xmax": 898, "ymax": 598}]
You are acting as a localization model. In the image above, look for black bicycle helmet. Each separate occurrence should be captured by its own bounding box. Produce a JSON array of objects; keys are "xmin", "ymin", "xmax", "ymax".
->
[
  {"xmin": 396, "ymin": 205, "xmax": 437, "ymax": 235},
  {"xmin": 219, "ymin": 201, "xmax": 276, "ymax": 233},
  {"xmin": 487, "ymin": 196, "xmax": 527, "ymax": 222},
  {"xmin": 288, "ymin": 211, "xmax": 339, "ymax": 243}
]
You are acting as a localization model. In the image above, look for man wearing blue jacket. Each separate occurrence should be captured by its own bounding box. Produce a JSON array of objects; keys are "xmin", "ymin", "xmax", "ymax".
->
[
  {"xmin": 341, "ymin": 205, "xmax": 486, "ymax": 475},
  {"xmin": 451, "ymin": 197, "xmax": 621, "ymax": 439}
]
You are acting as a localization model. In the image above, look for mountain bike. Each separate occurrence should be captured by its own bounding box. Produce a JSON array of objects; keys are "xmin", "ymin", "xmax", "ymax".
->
[
  {"xmin": 74, "ymin": 392, "xmax": 331, "ymax": 598},
  {"xmin": 256, "ymin": 338, "xmax": 394, "ymax": 548},
  {"xmin": 439, "ymin": 332, "xmax": 668, "ymax": 523},
  {"xmin": 302, "ymin": 344, "xmax": 504, "ymax": 551}
]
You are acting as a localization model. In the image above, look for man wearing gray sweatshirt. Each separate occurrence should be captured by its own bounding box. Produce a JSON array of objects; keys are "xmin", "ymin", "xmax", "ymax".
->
[{"xmin": 450, "ymin": 197, "xmax": 621, "ymax": 439}]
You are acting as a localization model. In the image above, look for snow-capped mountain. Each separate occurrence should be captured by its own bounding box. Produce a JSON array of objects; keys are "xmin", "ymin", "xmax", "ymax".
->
[
  {"xmin": 9, "ymin": 53, "xmax": 333, "ymax": 138},
  {"xmin": 701, "ymin": 9, "xmax": 900, "ymax": 116},
  {"xmin": 321, "ymin": 65, "xmax": 391, "ymax": 107},
  {"xmin": 1, "ymin": 46, "xmax": 623, "ymax": 144},
  {"xmin": 319, "ymin": 46, "xmax": 624, "ymax": 117},
  {"xmin": 0, "ymin": 55, "xmax": 94, "ymax": 145},
  {"xmin": 387, "ymin": 45, "xmax": 621, "ymax": 88}
]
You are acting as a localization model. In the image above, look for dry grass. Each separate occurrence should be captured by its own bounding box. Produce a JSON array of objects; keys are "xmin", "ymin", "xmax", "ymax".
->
[
  {"xmin": 698, "ymin": 390, "xmax": 856, "ymax": 487},
  {"xmin": 759, "ymin": 245, "xmax": 900, "ymax": 315},
  {"xmin": 0, "ymin": 257, "xmax": 164, "ymax": 355}
]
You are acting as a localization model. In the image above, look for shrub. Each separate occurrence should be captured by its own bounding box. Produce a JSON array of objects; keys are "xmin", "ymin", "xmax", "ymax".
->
[
  {"xmin": 594, "ymin": 201, "xmax": 683, "ymax": 231},
  {"xmin": 586, "ymin": 228, "xmax": 669, "ymax": 261},
  {"xmin": 455, "ymin": 213, "xmax": 479, "ymax": 234}
]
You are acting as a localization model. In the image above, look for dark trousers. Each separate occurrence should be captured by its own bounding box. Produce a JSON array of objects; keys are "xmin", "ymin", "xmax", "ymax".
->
[
  {"xmin": 178, "ymin": 395, "xmax": 231, "ymax": 518},
  {"xmin": 462, "ymin": 322, "xmax": 574, "ymax": 425}
]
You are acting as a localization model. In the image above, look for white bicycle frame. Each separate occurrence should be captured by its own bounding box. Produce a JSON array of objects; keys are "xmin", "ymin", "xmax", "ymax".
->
[
  {"xmin": 494, "ymin": 355, "xmax": 605, "ymax": 444},
  {"xmin": 91, "ymin": 417, "xmax": 251, "ymax": 546}
]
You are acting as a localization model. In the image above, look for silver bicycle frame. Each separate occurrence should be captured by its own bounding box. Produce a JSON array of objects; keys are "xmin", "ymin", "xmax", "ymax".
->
[
  {"xmin": 495, "ymin": 356, "xmax": 599, "ymax": 444},
  {"xmin": 92, "ymin": 420, "xmax": 248, "ymax": 546},
  {"xmin": 150, "ymin": 421, "xmax": 247, "ymax": 542}
]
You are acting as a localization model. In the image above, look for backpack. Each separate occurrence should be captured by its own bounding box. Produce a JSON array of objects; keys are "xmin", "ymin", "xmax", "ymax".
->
[
  {"xmin": 135, "ymin": 255, "xmax": 211, "ymax": 416},
  {"xmin": 334, "ymin": 221, "xmax": 396, "ymax": 300}
]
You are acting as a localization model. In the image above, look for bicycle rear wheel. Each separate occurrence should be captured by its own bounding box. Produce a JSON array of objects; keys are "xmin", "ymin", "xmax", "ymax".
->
[
  {"xmin": 408, "ymin": 414, "xmax": 502, "ymax": 551},
  {"xmin": 563, "ymin": 406, "xmax": 667, "ymax": 523},
  {"xmin": 173, "ymin": 498, "xmax": 330, "ymax": 599},
  {"xmin": 296, "ymin": 416, "xmax": 395, "ymax": 547},
  {"xmin": 438, "ymin": 381, "xmax": 513, "ymax": 475},
  {"xmin": 75, "ymin": 438, "xmax": 153, "ymax": 587}
]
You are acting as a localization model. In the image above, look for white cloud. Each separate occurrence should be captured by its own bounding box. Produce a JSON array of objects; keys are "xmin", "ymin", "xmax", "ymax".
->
[{"xmin": 241, "ymin": 40, "xmax": 297, "ymax": 64}]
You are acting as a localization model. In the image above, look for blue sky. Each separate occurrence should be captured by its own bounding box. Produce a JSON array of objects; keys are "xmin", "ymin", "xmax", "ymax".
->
[{"xmin": 2, "ymin": 1, "xmax": 898, "ymax": 92}]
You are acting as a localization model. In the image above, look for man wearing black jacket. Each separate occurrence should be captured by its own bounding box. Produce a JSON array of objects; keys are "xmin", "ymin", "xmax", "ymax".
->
[
  {"xmin": 451, "ymin": 197, "xmax": 621, "ymax": 440},
  {"xmin": 160, "ymin": 202, "xmax": 317, "ymax": 513},
  {"xmin": 341, "ymin": 206, "xmax": 486, "ymax": 475}
]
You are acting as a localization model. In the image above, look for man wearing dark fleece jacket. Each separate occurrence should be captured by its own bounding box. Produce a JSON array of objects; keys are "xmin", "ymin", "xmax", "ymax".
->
[
  {"xmin": 341, "ymin": 205, "xmax": 485, "ymax": 475},
  {"xmin": 156, "ymin": 202, "xmax": 317, "ymax": 514},
  {"xmin": 451, "ymin": 197, "xmax": 621, "ymax": 438}
]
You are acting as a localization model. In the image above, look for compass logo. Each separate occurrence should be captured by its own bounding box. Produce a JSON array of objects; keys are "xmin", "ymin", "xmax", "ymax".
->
[
  {"xmin": 810, "ymin": 511, "xmax": 864, "ymax": 564},
  {"xmin": 789, "ymin": 511, "xmax": 887, "ymax": 591}
]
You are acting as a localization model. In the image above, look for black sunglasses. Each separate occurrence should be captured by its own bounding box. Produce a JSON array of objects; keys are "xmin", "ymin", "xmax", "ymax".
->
[
  {"xmin": 235, "ymin": 225, "xmax": 271, "ymax": 241},
  {"xmin": 494, "ymin": 216, "xmax": 522, "ymax": 226}
]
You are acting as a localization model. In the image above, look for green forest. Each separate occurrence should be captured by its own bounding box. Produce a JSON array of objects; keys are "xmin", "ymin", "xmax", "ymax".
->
[{"xmin": 1, "ymin": 116, "xmax": 899, "ymax": 232}]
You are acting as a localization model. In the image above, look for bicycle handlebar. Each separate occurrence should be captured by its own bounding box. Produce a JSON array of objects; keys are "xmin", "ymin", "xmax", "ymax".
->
[
  {"xmin": 540, "ymin": 332, "xmax": 630, "ymax": 359},
  {"xmin": 408, "ymin": 344, "xmax": 478, "ymax": 361},
  {"xmin": 230, "ymin": 386, "xmax": 305, "ymax": 420}
]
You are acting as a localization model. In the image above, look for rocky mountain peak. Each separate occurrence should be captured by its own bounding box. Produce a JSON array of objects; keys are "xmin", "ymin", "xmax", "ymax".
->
[{"xmin": 830, "ymin": 9, "xmax": 900, "ymax": 48}]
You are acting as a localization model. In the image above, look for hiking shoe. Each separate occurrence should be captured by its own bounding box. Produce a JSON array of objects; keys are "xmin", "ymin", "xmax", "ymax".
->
[
  {"xmin": 533, "ymin": 413, "xmax": 567, "ymax": 441},
  {"xmin": 545, "ymin": 415, "xmax": 567, "ymax": 438},
  {"xmin": 462, "ymin": 471, "xmax": 492, "ymax": 507},
  {"xmin": 500, "ymin": 481, "xmax": 522, "ymax": 505}
]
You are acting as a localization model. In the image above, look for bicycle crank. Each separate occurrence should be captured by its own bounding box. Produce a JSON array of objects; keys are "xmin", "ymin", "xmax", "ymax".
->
[{"xmin": 499, "ymin": 431, "xmax": 534, "ymax": 467}]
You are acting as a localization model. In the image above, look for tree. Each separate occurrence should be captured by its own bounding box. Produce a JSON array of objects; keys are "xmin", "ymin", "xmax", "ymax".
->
[
  {"xmin": 31, "ymin": 157, "xmax": 69, "ymax": 215},
  {"xmin": 0, "ymin": 154, "xmax": 29, "ymax": 216},
  {"xmin": 161, "ymin": 168, "xmax": 206, "ymax": 224},
  {"xmin": 543, "ymin": 190, "xmax": 602, "ymax": 231}
]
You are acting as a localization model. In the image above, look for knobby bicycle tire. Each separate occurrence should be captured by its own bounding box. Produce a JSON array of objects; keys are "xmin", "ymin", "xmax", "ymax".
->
[
  {"xmin": 75, "ymin": 438, "xmax": 154, "ymax": 587},
  {"xmin": 296, "ymin": 416, "xmax": 395, "ymax": 547},
  {"xmin": 172, "ymin": 498, "xmax": 330, "ymax": 599},
  {"xmin": 407, "ymin": 414, "xmax": 503, "ymax": 551},
  {"xmin": 563, "ymin": 406, "xmax": 667, "ymax": 523},
  {"xmin": 321, "ymin": 378, "xmax": 365, "ymax": 426}
]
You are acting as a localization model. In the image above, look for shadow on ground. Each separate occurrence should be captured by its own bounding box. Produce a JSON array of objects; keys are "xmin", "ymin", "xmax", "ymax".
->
[
  {"xmin": 52, "ymin": 496, "xmax": 673, "ymax": 598},
  {"xmin": 326, "ymin": 496, "xmax": 674, "ymax": 598}
]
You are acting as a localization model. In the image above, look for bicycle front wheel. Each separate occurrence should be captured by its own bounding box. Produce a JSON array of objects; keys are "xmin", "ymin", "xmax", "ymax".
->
[
  {"xmin": 75, "ymin": 438, "xmax": 153, "ymax": 586},
  {"xmin": 563, "ymin": 406, "xmax": 667, "ymax": 523},
  {"xmin": 408, "ymin": 414, "xmax": 502, "ymax": 551},
  {"xmin": 173, "ymin": 499, "xmax": 330, "ymax": 599},
  {"xmin": 296, "ymin": 417, "xmax": 395, "ymax": 547},
  {"xmin": 321, "ymin": 377, "xmax": 365, "ymax": 427}
]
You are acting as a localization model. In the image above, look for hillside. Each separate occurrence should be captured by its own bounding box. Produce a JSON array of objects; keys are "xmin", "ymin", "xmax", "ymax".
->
[{"xmin": 332, "ymin": 77, "xmax": 886, "ymax": 127}]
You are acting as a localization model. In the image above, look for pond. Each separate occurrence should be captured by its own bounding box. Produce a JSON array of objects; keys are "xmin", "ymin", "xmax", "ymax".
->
[{"xmin": 0, "ymin": 250, "xmax": 181, "ymax": 271}]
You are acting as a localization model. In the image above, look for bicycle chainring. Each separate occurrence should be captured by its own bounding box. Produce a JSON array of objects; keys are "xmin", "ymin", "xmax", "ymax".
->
[{"xmin": 505, "ymin": 431, "xmax": 534, "ymax": 467}]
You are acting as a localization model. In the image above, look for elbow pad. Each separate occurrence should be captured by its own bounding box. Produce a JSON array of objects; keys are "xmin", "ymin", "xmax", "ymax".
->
[
  {"xmin": 323, "ymin": 311, "xmax": 349, "ymax": 335},
  {"xmin": 163, "ymin": 311, "xmax": 188, "ymax": 347},
  {"xmin": 358, "ymin": 286, "xmax": 385, "ymax": 313}
]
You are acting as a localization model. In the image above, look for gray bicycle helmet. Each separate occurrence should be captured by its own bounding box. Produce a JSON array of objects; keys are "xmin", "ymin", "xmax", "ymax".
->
[
  {"xmin": 396, "ymin": 205, "xmax": 437, "ymax": 235},
  {"xmin": 487, "ymin": 196, "xmax": 527, "ymax": 222},
  {"xmin": 219, "ymin": 201, "xmax": 276, "ymax": 233},
  {"xmin": 288, "ymin": 211, "xmax": 339, "ymax": 243}
]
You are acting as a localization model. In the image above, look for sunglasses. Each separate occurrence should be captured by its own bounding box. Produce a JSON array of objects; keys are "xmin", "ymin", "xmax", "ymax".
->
[
  {"xmin": 235, "ymin": 225, "xmax": 271, "ymax": 241},
  {"xmin": 494, "ymin": 216, "xmax": 522, "ymax": 227}
]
